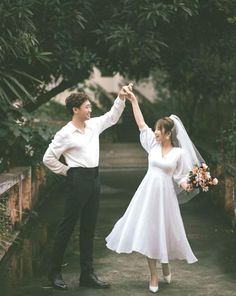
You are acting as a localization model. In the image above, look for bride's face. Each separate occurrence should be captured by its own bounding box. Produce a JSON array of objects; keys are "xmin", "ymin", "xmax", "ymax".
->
[{"xmin": 154, "ymin": 125, "xmax": 165, "ymax": 143}]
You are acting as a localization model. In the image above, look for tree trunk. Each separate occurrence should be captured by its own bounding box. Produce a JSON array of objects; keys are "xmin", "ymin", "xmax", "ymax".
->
[{"xmin": 24, "ymin": 79, "xmax": 79, "ymax": 112}]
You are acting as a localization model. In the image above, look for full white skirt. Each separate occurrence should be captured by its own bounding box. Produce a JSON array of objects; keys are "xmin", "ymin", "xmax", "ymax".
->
[{"xmin": 105, "ymin": 169, "xmax": 198, "ymax": 264}]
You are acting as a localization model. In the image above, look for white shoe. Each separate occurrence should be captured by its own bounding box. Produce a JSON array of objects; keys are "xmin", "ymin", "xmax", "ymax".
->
[
  {"xmin": 149, "ymin": 285, "xmax": 159, "ymax": 293},
  {"xmin": 163, "ymin": 273, "xmax": 171, "ymax": 284}
]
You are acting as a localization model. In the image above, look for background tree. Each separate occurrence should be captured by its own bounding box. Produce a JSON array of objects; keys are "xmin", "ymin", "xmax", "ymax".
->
[
  {"xmin": 1, "ymin": 0, "xmax": 236, "ymax": 172},
  {"xmin": 0, "ymin": 0, "xmax": 199, "ymax": 110},
  {"xmin": 0, "ymin": 0, "xmax": 199, "ymax": 172},
  {"xmin": 153, "ymin": 0, "xmax": 236, "ymax": 149}
]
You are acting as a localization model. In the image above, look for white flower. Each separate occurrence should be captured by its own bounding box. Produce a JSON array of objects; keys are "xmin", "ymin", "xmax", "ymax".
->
[
  {"xmin": 12, "ymin": 99, "xmax": 23, "ymax": 108},
  {"xmin": 202, "ymin": 186, "xmax": 209, "ymax": 192},
  {"xmin": 212, "ymin": 178, "xmax": 218, "ymax": 185},
  {"xmin": 29, "ymin": 150, "xmax": 34, "ymax": 157},
  {"xmin": 206, "ymin": 172, "xmax": 211, "ymax": 179},
  {"xmin": 25, "ymin": 145, "xmax": 34, "ymax": 157},
  {"xmin": 202, "ymin": 163, "xmax": 208, "ymax": 169}
]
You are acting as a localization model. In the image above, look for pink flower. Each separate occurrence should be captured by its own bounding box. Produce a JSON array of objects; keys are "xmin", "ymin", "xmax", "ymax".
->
[
  {"xmin": 202, "ymin": 163, "xmax": 208, "ymax": 170},
  {"xmin": 192, "ymin": 166, "xmax": 198, "ymax": 174},
  {"xmin": 187, "ymin": 164, "xmax": 218, "ymax": 192}
]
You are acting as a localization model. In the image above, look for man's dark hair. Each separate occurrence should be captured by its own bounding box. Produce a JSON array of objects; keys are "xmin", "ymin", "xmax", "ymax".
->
[{"xmin": 65, "ymin": 92, "xmax": 91, "ymax": 115}]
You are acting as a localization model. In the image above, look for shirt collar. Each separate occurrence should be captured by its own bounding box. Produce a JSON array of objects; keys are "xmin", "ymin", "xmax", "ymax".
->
[{"xmin": 67, "ymin": 121, "xmax": 88, "ymax": 134}]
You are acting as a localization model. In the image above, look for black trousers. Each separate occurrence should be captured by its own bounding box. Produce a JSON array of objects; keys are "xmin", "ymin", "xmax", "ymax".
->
[{"xmin": 50, "ymin": 167, "xmax": 100, "ymax": 274}]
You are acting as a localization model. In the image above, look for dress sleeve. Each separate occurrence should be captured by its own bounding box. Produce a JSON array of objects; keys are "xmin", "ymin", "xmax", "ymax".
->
[
  {"xmin": 173, "ymin": 149, "xmax": 189, "ymax": 185},
  {"xmin": 139, "ymin": 124, "xmax": 156, "ymax": 153}
]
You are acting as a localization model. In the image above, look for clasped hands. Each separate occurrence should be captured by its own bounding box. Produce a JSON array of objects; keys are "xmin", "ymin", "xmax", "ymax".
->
[{"xmin": 118, "ymin": 83, "xmax": 136, "ymax": 102}]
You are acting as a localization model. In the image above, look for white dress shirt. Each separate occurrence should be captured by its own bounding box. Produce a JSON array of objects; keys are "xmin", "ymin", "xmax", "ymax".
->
[{"xmin": 43, "ymin": 97, "xmax": 125, "ymax": 176}]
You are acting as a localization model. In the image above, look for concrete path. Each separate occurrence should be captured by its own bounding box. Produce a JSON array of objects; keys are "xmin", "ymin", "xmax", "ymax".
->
[{"xmin": 0, "ymin": 144, "xmax": 235, "ymax": 296}]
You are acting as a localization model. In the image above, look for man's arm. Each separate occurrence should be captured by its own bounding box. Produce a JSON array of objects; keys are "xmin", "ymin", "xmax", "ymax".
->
[
  {"xmin": 43, "ymin": 132, "xmax": 70, "ymax": 176},
  {"xmin": 95, "ymin": 84, "xmax": 133, "ymax": 134}
]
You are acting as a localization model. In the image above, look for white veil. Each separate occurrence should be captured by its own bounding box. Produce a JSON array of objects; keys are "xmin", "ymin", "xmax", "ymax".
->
[{"xmin": 169, "ymin": 115, "xmax": 205, "ymax": 204}]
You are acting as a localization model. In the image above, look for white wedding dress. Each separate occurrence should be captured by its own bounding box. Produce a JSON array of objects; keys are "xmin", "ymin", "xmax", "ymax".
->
[{"xmin": 106, "ymin": 125, "xmax": 197, "ymax": 263}]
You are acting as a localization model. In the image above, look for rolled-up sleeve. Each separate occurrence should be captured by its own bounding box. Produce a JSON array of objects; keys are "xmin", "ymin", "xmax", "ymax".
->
[{"xmin": 43, "ymin": 132, "xmax": 69, "ymax": 176}]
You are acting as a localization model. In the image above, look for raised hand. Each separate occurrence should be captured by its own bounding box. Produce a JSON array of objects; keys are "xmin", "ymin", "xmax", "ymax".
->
[
  {"xmin": 127, "ymin": 91, "xmax": 137, "ymax": 103},
  {"xmin": 118, "ymin": 83, "xmax": 134, "ymax": 100}
]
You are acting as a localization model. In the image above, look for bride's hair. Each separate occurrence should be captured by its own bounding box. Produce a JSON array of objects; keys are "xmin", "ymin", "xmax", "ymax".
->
[
  {"xmin": 155, "ymin": 117, "xmax": 178, "ymax": 147},
  {"xmin": 155, "ymin": 117, "xmax": 174, "ymax": 133}
]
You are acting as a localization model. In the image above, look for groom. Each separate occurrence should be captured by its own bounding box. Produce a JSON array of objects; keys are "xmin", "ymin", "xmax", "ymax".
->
[{"xmin": 43, "ymin": 84, "xmax": 133, "ymax": 290}]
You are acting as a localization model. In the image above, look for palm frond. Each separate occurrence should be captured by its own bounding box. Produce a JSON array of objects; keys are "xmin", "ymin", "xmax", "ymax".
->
[
  {"xmin": 14, "ymin": 70, "xmax": 42, "ymax": 84},
  {"xmin": 0, "ymin": 70, "xmax": 39, "ymax": 104}
]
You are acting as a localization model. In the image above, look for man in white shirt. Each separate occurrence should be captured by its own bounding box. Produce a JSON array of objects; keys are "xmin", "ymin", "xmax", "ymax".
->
[{"xmin": 43, "ymin": 84, "xmax": 132, "ymax": 290}]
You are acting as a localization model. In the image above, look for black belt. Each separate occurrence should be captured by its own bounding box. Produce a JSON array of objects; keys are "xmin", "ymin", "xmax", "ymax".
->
[{"xmin": 67, "ymin": 166, "xmax": 99, "ymax": 178}]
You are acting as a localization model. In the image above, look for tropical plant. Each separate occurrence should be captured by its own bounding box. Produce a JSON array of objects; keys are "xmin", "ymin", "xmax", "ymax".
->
[
  {"xmin": 0, "ymin": 100, "xmax": 53, "ymax": 173},
  {"xmin": 0, "ymin": 0, "xmax": 199, "ymax": 111}
]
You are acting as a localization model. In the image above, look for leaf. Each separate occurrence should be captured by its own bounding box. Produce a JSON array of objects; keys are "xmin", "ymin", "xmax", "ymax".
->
[
  {"xmin": 2, "ymin": 73, "xmax": 33, "ymax": 101},
  {"xmin": 2, "ymin": 77, "xmax": 23, "ymax": 99},
  {"xmin": 181, "ymin": 6, "xmax": 192, "ymax": 16},
  {"xmin": 12, "ymin": 129, "xmax": 21, "ymax": 138},
  {"xmin": 14, "ymin": 70, "xmax": 42, "ymax": 84},
  {"xmin": 0, "ymin": 85, "xmax": 10, "ymax": 103}
]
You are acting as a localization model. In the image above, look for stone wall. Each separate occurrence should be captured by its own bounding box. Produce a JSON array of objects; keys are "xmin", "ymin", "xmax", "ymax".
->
[{"xmin": 0, "ymin": 166, "xmax": 46, "ymax": 261}]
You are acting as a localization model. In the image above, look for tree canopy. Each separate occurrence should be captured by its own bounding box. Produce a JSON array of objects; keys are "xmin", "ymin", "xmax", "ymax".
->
[
  {"xmin": 0, "ymin": 0, "xmax": 199, "ymax": 111},
  {"xmin": 0, "ymin": 0, "xmax": 236, "ymax": 172},
  {"xmin": 157, "ymin": 0, "xmax": 236, "ymax": 133}
]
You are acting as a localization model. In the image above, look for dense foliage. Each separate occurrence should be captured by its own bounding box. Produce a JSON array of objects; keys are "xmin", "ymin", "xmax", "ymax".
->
[
  {"xmin": 155, "ymin": 0, "xmax": 236, "ymax": 145},
  {"xmin": 0, "ymin": 0, "xmax": 198, "ymax": 109},
  {"xmin": 0, "ymin": 0, "xmax": 236, "ymax": 173}
]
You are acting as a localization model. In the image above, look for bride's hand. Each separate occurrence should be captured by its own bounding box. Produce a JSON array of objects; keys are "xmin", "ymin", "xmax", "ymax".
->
[
  {"xmin": 118, "ymin": 83, "xmax": 134, "ymax": 100},
  {"xmin": 126, "ymin": 83, "xmax": 138, "ymax": 102},
  {"xmin": 127, "ymin": 92, "xmax": 137, "ymax": 103},
  {"xmin": 181, "ymin": 182, "xmax": 193, "ymax": 192},
  {"xmin": 186, "ymin": 184, "xmax": 193, "ymax": 192}
]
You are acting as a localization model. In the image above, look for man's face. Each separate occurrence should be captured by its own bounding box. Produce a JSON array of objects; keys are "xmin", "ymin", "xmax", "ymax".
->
[{"xmin": 73, "ymin": 100, "xmax": 92, "ymax": 121}]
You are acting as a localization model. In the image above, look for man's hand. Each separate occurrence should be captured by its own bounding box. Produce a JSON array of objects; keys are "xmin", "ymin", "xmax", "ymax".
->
[{"xmin": 118, "ymin": 83, "xmax": 133, "ymax": 100}]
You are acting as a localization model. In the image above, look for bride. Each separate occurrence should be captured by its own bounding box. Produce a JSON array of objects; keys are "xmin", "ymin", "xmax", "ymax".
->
[{"xmin": 106, "ymin": 89, "xmax": 203, "ymax": 293}]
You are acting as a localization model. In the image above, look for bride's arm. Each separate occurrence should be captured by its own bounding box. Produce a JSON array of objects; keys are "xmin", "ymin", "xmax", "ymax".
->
[
  {"xmin": 129, "ymin": 93, "xmax": 146, "ymax": 130},
  {"xmin": 127, "ymin": 91, "xmax": 156, "ymax": 153}
]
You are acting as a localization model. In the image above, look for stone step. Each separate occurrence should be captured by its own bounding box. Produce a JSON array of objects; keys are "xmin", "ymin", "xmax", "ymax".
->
[{"xmin": 100, "ymin": 143, "xmax": 147, "ymax": 168}]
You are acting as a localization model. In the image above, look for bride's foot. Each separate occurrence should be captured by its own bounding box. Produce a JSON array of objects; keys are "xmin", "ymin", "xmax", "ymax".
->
[
  {"xmin": 162, "ymin": 263, "xmax": 171, "ymax": 284},
  {"xmin": 163, "ymin": 273, "xmax": 171, "ymax": 284},
  {"xmin": 149, "ymin": 284, "xmax": 159, "ymax": 293},
  {"xmin": 149, "ymin": 276, "xmax": 159, "ymax": 293}
]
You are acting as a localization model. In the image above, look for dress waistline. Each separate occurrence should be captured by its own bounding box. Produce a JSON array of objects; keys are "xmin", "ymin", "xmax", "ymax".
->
[{"xmin": 147, "ymin": 168, "xmax": 172, "ymax": 178}]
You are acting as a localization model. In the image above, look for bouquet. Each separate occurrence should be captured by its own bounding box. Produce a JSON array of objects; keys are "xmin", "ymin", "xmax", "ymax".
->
[{"xmin": 187, "ymin": 163, "xmax": 218, "ymax": 192}]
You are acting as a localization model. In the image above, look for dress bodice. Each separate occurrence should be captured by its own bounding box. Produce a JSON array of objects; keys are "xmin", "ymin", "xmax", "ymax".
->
[
  {"xmin": 148, "ymin": 145, "xmax": 181, "ymax": 177},
  {"xmin": 140, "ymin": 124, "xmax": 188, "ymax": 185}
]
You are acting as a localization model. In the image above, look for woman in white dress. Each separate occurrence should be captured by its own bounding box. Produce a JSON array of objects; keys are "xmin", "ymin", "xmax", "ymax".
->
[{"xmin": 106, "ymin": 90, "xmax": 203, "ymax": 293}]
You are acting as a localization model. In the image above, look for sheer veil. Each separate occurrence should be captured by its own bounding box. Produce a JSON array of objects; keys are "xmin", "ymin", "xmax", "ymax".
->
[{"xmin": 169, "ymin": 115, "xmax": 205, "ymax": 204}]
